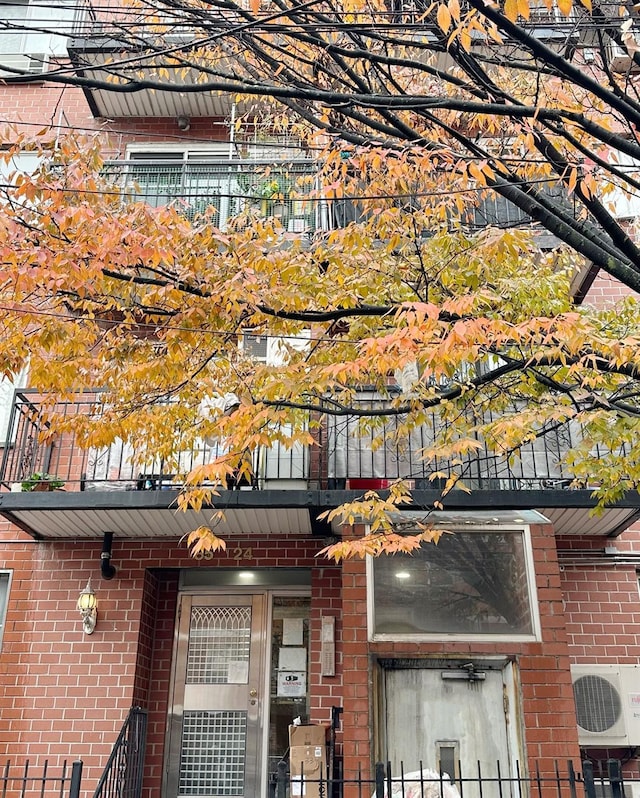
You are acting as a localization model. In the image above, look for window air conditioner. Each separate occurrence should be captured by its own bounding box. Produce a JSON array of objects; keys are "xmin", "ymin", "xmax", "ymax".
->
[
  {"xmin": 164, "ymin": 32, "xmax": 198, "ymax": 46},
  {"xmin": 241, "ymin": 332, "xmax": 269, "ymax": 363},
  {"xmin": 0, "ymin": 53, "xmax": 48, "ymax": 77},
  {"xmin": 607, "ymin": 37, "xmax": 640, "ymax": 73},
  {"xmin": 25, "ymin": 54, "xmax": 48, "ymax": 74},
  {"xmin": 571, "ymin": 664, "xmax": 640, "ymax": 747},
  {"xmin": 240, "ymin": 330, "xmax": 310, "ymax": 366}
]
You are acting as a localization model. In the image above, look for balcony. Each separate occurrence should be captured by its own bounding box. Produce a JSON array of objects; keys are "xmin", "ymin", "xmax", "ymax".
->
[
  {"xmin": 0, "ymin": 391, "xmax": 639, "ymax": 540},
  {"xmin": 103, "ymin": 159, "xmax": 332, "ymax": 233}
]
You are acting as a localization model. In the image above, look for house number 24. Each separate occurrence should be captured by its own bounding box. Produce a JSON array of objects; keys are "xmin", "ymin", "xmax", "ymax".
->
[{"xmin": 231, "ymin": 547, "xmax": 252, "ymax": 563}]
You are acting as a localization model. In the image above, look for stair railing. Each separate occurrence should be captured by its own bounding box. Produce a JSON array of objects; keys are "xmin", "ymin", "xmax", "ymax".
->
[{"xmin": 93, "ymin": 707, "xmax": 148, "ymax": 798}]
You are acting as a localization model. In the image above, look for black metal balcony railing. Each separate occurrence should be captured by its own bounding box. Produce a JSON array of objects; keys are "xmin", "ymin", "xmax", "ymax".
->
[
  {"xmin": 102, "ymin": 159, "xmax": 345, "ymax": 233},
  {"xmin": 0, "ymin": 390, "xmax": 608, "ymax": 494},
  {"xmin": 103, "ymin": 160, "xmax": 574, "ymax": 237}
]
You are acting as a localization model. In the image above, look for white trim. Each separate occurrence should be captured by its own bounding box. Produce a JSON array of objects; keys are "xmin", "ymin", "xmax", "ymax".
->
[
  {"xmin": 125, "ymin": 143, "xmax": 237, "ymax": 159},
  {"xmin": 0, "ymin": 366, "xmax": 28, "ymax": 447},
  {"xmin": 0, "ymin": 571, "xmax": 13, "ymax": 650}
]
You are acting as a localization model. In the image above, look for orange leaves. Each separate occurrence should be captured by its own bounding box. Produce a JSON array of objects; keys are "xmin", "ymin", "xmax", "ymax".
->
[
  {"xmin": 183, "ymin": 525, "xmax": 228, "ymax": 558},
  {"xmin": 503, "ymin": 0, "xmax": 537, "ymax": 22},
  {"xmin": 437, "ymin": 4, "xmax": 452, "ymax": 32},
  {"xmin": 319, "ymin": 527, "xmax": 445, "ymax": 561},
  {"xmin": 502, "ymin": 0, "xmax": 574, "ymax": 22},
  {"xmin": 556, "ymin": 0, "xmax": 574, "ymax": 16},
  {"xmin": 3, "ymin": 129, "xmax": 640, "ymax": 556}
]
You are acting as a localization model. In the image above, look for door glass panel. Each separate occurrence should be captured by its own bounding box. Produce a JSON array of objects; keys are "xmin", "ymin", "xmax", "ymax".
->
[
  {"xmin": 268, "ymin": 597, "xmax": 311, "ymax": 784},
  {"xmin": 186, "ymin": 606, "xmax": 252, "ymax": 684},
  {"xmin": 179, "ymin": 710, "xmax": 248, "ymax": 796}
]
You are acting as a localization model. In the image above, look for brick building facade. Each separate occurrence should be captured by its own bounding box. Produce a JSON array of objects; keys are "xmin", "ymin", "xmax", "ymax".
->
[{"xmin": 1, "ymin": 21, "xmax": 640, "ymax": 798}]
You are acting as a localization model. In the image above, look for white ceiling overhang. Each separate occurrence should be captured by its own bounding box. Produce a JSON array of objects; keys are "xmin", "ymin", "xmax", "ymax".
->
[
  {"xmin": 0, "ymin": 488, "xmax": 638, "ymax": 540},
  {"xmin": 67, "ymin": 40, "xmax": 247, "ymax": 119}
]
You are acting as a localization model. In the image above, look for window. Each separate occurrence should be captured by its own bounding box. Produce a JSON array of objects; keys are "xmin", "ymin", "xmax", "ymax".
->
[
  {"xmin": 0, "ymin": 0, "xmax": 76, "ymax": 74},
  {"xmin": 0, "ymin": 572, "xmax": 12, "ymax": 649},
  {"xmin": 0, "ymin": 366, "xmax": 28, "ymax": 447},
  {"xmin": 368, "ymin": 512, "xmax": 540, "ymax": 640}
]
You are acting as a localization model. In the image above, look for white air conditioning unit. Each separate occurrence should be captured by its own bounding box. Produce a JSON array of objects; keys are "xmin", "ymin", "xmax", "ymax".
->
[
  {"xmin": 0, "ymin": 53, "xmax": 48, "ymax": 77},
  {"xmin": 241, "ymin": 332, "xmax": 269, "ymax": 363},
  {"xmin": 571, "ymin": 665, "xmax": 640, "ymax": 746},
  {"xmin": 240, "ymin": 330, "xmax": 310, "ymax": 366},
  {"xmin": 607, "ymin": 38, "xmax": 640, "ymax": 74},
  {"xmin": 164, "ymin": 31, "xmax": 198, "ymax": 46}
]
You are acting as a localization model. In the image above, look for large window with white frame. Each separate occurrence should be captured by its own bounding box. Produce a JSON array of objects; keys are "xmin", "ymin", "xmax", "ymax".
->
[
  {"xmin": 367, "ymin": 513, "xmax": 541, "ymax": 641},
  {"xmin": 118, "ymin": 145, "xmax": 317, "ymax": 231}
]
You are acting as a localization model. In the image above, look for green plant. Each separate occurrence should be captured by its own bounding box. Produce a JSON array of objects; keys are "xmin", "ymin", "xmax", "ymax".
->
[{"xmin": 21, "ymin": 472, "xmax": 65, "ymax": 492}]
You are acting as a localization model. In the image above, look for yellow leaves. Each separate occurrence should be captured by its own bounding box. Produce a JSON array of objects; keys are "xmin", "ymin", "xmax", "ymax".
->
[
  {"xmin": 184, "ymin": 525, "xmax": 227, "ymax": 558},
  {"xmin": 437, "ymin": 4, "xmax": 452, "ymax": 32},
  {"xmin": 503, "ymin": 0, "xmax": 519, "ymax": 22},
  {"xmin": 176, "ymin": 486, "xmax": 219, "ymax": 513},
  {"xmin": 567, "ymin": 166, "xmax": 578, "ymax": 195},
  {"xmin": 500, "ymin": 0, "xmax": 573, "ymax": 23},
  {"xmin": 319, "ymin": 527, "xmax": 444, "ymax": 561},
  {"xmin": 556, "ymin": 0, "xmax": 573, "ymax": 16},
  {"xmin": 318, "ymin": 481, "xmax": 415, "ymax": 533},
  {"xmin": 4, "ymin": 130, "xmax": 640, "ymax": 551}
]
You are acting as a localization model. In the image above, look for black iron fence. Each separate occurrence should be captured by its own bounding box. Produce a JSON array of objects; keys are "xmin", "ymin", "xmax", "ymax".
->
[
  {"xmin": 0, "ymin": 388, "xmax": 612, "ymax": 493},
  {"xmin": 275, "ymin": 759, "xmax": 632, "ymax": 798},
  {"xmin": 0, "ymin": 760, "xmax": 82, "ymax": 798}
]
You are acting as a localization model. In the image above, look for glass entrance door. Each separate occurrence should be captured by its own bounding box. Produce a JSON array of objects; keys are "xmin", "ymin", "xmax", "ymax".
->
[
  {"xmin": 166, "ymin": 591, "xmax": 312, "ymax": 798},
  {"xmin": 167, "ymin": 595, "xmax": 267, "ymax": 798}
]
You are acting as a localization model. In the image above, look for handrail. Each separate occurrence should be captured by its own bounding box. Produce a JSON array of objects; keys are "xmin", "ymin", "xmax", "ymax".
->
[
  {"xmin": 93, "ymin": 707, "xmax": 148, "ymax": 798},
  {"xmin": 0, "ymin": 388, "xmax": 614, "ymax": 492}
]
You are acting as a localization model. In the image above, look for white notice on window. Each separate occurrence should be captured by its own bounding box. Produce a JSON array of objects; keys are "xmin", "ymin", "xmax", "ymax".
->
[
  {"xmin": 283, "ymin": 618, "xmax": 304, "ymax": 646},
  {"xmin": 278, "ymin": 647, "xmax": 307, "ymax": 672},
  {"xmin": 227, "ymin": 660, "xmax": 249, "ymax": 683},
  {"xmin": 277, "ymin": 670, "xmax": 306, "ymax": 697}
]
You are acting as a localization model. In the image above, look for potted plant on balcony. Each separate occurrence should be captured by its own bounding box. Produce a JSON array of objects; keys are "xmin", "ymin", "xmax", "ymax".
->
[
  {"xmin": 21, "ymin": 472, "xmax": 65, "ymax": 492},
  {"xmin": 258, "ymin": 178, "xmax": 289, "ymax": 224}
]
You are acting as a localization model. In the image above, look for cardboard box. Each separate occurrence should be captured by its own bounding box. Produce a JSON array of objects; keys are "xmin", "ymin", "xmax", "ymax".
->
[
  {"xmin": 289, "ymin": 724, "xmax": 329, "ymax": 748},
  {"xmin": 290, "ymin": 744, "xmax": 327, "ymax": 798}
]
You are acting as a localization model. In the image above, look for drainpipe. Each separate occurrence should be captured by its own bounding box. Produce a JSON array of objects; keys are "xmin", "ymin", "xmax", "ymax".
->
[{"xmin": 101, "ymin": 531, "xmax": 117, "ymax": 580}]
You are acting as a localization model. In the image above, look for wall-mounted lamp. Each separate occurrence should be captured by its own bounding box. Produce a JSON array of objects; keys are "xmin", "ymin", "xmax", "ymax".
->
[
  {"xmin": 176, "ymin": 115, "xmax": 191, "ymax": 131},
  {"xmin": 77, "ymin": 580, "xmax": 97, "ymax": 635}
]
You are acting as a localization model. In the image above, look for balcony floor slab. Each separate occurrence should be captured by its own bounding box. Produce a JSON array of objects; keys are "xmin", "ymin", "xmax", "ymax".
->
[{"xmin": 0, "ymin": 488, "xmax": 638, "ymax": 539}]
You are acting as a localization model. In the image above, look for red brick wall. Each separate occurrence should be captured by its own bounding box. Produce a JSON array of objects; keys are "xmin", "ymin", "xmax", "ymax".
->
[
  {"xmin": 582, "ymin": 271, "xmax": 637, "ymax": 309},
  {"xmin": 558, "ymin": 530, "xmax": 640, "ymax": 778},
  {"xmin": 0, "ymin": 532, "xmax": 342, "ymax": 798},
  {"xmin": 0, "ymin": 83, "xmax": 230, "ymax": 148},
  {"xmin": 340, "ymin": 521, "xmax": 581, "ymax": 778}
]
